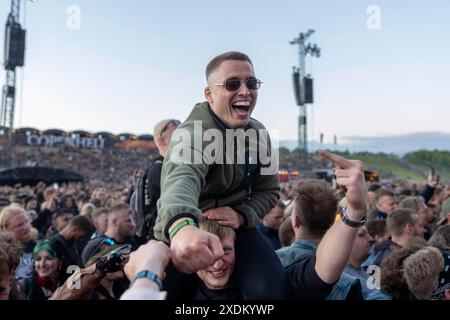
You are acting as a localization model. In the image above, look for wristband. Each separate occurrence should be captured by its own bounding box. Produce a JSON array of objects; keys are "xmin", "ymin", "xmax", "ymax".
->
[
  {"xmin": 131, "ymin": 270, "xmax": 163, "ymax": 290},
  {"xmin": 169, "ymin": 218, "xmax": 197, "ymax": 240},
  {"xmin": 340, "ymin": 207, "xmax": 366, "ymax": 228}
]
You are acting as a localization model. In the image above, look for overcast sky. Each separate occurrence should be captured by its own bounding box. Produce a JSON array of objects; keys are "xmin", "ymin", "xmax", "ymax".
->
[{"xmin": 1, "ymin": 0, "xmax": 449, "ymax": 142}]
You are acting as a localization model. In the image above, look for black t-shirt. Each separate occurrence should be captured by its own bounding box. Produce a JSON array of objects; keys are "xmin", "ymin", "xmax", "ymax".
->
[
  {"xmin": 284, "ymin": 255, "xmax": 334, "ymax": 299},
  {"xmin": 195, "ymin": 281, "xmax": 243, "ymax": 300},
  {"xmin": 48, "ymin": 234, "xmax": 81, "ymax": 281}
]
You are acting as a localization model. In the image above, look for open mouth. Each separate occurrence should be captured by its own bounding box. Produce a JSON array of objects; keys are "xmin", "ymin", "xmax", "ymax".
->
[
  {"xmin": 208, "ymin": 270, "xmax": 226, "ymax": 278},
  {"xmin": 231, "ymin": 101, "xmax": 251, "ymax": 118}
]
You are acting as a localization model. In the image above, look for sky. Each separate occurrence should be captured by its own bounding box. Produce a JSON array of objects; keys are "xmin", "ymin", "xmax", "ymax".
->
[{"xmin": 1, "ymin": 0, "xmax": 449, "ymax": 142}]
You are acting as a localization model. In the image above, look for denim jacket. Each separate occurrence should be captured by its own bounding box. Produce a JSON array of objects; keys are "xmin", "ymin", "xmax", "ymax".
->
[{"xmin": 276, "ymin": 239, "xmax": 359, "ymax": 300}]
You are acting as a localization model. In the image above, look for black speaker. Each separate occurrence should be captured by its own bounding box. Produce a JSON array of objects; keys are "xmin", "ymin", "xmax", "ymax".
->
[
  {"xmin": 4, "ymin": 22, "xmax": 26, "ymax": 70},
  {"xmin": 292, "ymin": 71, "xmax": 302, "ymax": 106},
  {"xmin": 5, "ymin": 85, "xmax": 15, "ymax": 98},
  {"xmin": 304, "ymin": 76, "xmax": 313, "ymax": 104}
]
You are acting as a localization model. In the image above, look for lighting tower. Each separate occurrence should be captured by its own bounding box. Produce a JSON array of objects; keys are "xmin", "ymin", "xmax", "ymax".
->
[
  {"xmin": 0, "ymin": 0, "xmax": 31, "ymax": 139},
  {"xmin": 290, "ymin": 29, "xmax": 320, "ymax": 170}
]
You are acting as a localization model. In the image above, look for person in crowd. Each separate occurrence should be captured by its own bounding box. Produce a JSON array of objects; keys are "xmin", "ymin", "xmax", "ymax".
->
[
  {"xmin": 90, "ymin": 207, "xmax": 109, "ymax": 239},
  {"xmin": 33, "ymin": 190, "xmax": 61, "ymax": 236},
  {"xmin": 24, "ymin": 196, "xmax": 38, "ymax": 213},
  {"xmin": 428, "ymin": 224, "xmax": 450, "ymax": 299},
  {"xmin": 344, "ymin": 226, "xmax": 387, "ymax": 299},
  {"xmin": 154, "ymin": 51, "xmax": 287, "ymax": 300},
  {"xmin": 84, "ymin": 203, "xmax": 135, "ymax": 250},
  {"xmin": 48, "ymin": 215, "xmax": 93, "ymax": 280},
  {"xmin": 0, "ymin": 246, "xmax": 11, "ymax": 300},
  {"xmin": 366, "ymin": 219, "xmax": 388, "ymax": 244},
  {"xmin": 366, "ymin": 183, "xmax": 381, "ymax": 212},
  {"xmin": 420, "ymin": 168, "xmax": 441, "ymax": 205},
  {"xmin": 369, "ymin": 188, "xmax": 398, "ymax": 220},
  {"xmin": 0, "ymin": 206, "xmax": 39, "ymax": 287},
  {"xmin": 381, "ymin": 238, "xmax": 444, "ymax": 300},
  {"xmin": 0, "ymin": 232, "xmax": 23, "ymax": 300},
  {"xmin": 436, "ymin": 198, "xmax": 450, "ymax": 227},
  {"xmin": 363, "ymin": 208, "xmax": 425, "ymax": 268},
  {"xmin": 129, "ymin": 118, "xmax": 180, "ymax": 241},
  {"xmin": 195, "ymin": 218, "xmax": 240, "ymax": 299},
  {"xmin": 50, "ymin": 243, "xmax": 131, "ymax": 300},
  {"xmin": 82, "ymin": 242, "xmax": 129, "ymax": 300},
  {"xmin": 91, "ymin": 188, "xmax": 108, "ymax": 208},
  {"xmin": 399, "ymin": 196, "xmax": 434, "ymax": 239},
  {"xmin": 80, "ymin": 203, "xmax": 96, "ymax": 219},
  {"xmin": 45, "ymin": 208, "xmax": 74, "ymax": 238},
  {"xmin": 278, "ymin": 213, "xmax": 295, "ymax": 247},
  {"xmin": 257, "ymin": 201, "xmax": 285, "ymax": 250},
  {"xmin": 276, "ymin": 178, "xmax": 363, "ymax": 300},
  {"xmin": 23, "ymin": 241, "xmax": 62, "ymax": 300},
  {"xmin": 60, "ymin": 194, "xmax": 79, "ymax": 216}
]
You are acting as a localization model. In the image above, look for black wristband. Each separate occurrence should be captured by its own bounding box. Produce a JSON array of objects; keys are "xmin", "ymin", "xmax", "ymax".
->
[{"xmin": 340, "ymin": 207, "xmax": 366, "ymax": 228}]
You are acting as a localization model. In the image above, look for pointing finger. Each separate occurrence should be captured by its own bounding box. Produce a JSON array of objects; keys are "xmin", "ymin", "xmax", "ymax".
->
[{"xmin": 319, "ymin": 150, "xmax": 353, "ymax": 168}]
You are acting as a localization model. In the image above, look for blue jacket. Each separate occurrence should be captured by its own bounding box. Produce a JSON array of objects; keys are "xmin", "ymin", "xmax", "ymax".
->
[
  {"xmin": 362, "ymin": 238, "xmax": 399, "ymax": 269},
  {"xmin": 276, "ymin": 239, "xmax": 359, "ymax": 300}
]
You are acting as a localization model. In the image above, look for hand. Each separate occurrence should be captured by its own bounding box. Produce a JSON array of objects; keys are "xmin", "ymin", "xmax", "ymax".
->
[
  {"xmin": 203, "ymin": 206, "xmax": 245, "ymax": 229},
  {"xmin": 169, "ymin": 219, "xmax": 224, "ymax": 274},
  {"xmin": 41, "ymin": 193, "xmax": 59, "ymax": 211},
  {"xmin": 124, "ymin": 240, "xmax": 171, "ymax": 281},
  {"xmin": 427, "ymin": 168, "xmax": 440, "ymax": 188},
  {"xmin": 320, "ymin": 150, "xmax": 367, "ymax": 215}
]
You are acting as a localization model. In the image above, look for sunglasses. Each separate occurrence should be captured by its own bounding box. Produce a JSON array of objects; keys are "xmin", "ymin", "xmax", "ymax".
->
[
  {"xmin": 161, "ymin": 119, "xmax": 181, "ymax": 136},
  {"xmin": 210, "ymin": 78, "xmax": 263, "ymax": 92}
]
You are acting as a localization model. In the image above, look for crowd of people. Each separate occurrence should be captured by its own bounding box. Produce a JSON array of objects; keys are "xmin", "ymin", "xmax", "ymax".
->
[
  {"xmin": 0, "ymin": 144, "xmax": 155, "ymax": 188},
  {"xmin": 1, "ymin": 51, "xmax": 449, "ymax": 301}
]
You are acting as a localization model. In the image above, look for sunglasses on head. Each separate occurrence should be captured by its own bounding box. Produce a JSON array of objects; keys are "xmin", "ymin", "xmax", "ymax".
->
[
  {"xmin": 210, "ymin": 78, "xmax": 263, "ymax": 92},
  {"xmin": 161, "ymin": 119, "xmax": 181, "ymax": 136}
]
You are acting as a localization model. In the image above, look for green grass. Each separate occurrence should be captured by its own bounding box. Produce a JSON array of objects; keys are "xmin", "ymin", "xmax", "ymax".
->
[{"xmin": 347, "ymin": 153, "xmax": 426, "ymax": 181}]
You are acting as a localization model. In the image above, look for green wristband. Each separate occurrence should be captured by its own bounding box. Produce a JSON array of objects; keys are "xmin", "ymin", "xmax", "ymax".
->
[{"xmin": 169, "ymin": 218, "xmax": 197, "ymax": 240}]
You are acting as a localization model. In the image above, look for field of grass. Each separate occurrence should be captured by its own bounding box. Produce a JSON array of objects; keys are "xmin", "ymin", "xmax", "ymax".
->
[
  {"xmin": 281, "ymin": 149, "xmax": 450, "ymax": 182},
  {"xmin": 351, "ymin": 153, "xmax": 425, "ymax": 181},
  {"xmin": 342, "ymin": 153, "xmax": 450, "ymax": 182}
]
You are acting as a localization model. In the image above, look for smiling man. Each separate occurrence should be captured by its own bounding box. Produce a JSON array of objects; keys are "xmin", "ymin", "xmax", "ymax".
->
[
  {"xmin": 154, "ymin": 51, "xmax": 287, "ymax": 299},
  {"xmin": 195, "ymin": 219, "xmax": 241, "ymax": 300}
]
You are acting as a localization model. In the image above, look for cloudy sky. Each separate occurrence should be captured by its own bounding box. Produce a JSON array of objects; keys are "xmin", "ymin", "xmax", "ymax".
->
[{"xmin": 1, "ymin": 0, "xmax": 449, "ymax": 142}]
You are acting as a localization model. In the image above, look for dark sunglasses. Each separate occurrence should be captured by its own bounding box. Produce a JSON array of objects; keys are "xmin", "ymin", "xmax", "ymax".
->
[
  {"xmin": 161, "ymin": 119, "xmax": 181, "ymax": 135},
  {"xmin": 211, "ymin": 78, "xmax": 262, "ymax": 92}
]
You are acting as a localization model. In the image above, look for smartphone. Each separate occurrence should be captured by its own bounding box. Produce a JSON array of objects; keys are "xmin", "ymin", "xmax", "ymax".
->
[
  {"xmin": 430, "ymin": 167, "xmax": 435, "ymax": 176},
  {"xmin": 52, "ymin": 182, "xmax": 59, "ymax": 190}
]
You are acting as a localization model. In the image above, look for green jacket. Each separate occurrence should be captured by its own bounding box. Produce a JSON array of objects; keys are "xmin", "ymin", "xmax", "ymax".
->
[{"xmin": 154, "ymin": 101, "xmax": 280, "ymax": 242}]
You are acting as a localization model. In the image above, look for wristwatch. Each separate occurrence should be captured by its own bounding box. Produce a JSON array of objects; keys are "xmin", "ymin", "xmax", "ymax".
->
[
  {"xmin": 340, "ymin": 207, "xmax": 366, "ymax": 228},
  {"xmin": 131, "ymin": 270, "xmax": 163, "ymax": 290}
]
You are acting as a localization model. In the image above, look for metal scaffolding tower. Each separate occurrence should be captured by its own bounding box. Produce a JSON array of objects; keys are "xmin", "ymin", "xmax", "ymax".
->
[
  {"xmin": 290, "ymin": 29, "xmax": 320, "ymax": 170},
  {"xmin": 1, "ymin": 0, "xmax": 26, "ymax": 139}
]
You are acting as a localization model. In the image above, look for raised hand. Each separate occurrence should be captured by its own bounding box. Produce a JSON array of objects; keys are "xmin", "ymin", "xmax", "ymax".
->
[
  {"xmin": 320, "ymin": 150, "xmax": 367, "ymax": 214},
  {"xmin": 169, "ymin": 219, "xmax": 224, "ymax": 274}
]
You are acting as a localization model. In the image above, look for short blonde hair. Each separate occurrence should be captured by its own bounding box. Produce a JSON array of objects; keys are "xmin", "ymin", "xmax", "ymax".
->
[
  {"xmin": 153, "ymin": 119, "xmax": 180, "ymax": 148},
  {"xmin": 199, "ymin": 218, "xmax": 235, "ymax": 241},
  {"xmin": 0, "ymin": 206, "xmax": 27, "ymax": 231},
  {"xmin": 403, "ymin": 246, "xmax": 444, "ymax": 299},
  {"xmin": 0, "ymin": 206, "xmax": 38, "ymax": 242}
]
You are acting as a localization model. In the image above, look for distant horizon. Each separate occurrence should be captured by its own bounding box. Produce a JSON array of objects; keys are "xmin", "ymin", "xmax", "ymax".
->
[{"xmin": 280, "ymin": 131, "xmax": 450, "ymax": 155}]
